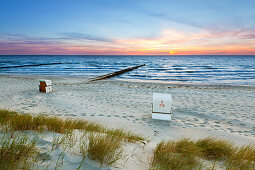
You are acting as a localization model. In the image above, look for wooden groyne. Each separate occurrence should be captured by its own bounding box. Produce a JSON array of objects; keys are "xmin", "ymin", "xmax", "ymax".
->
[
  {"xmin": 0, "ymin": 62, "xmax": 63, "ymax": 69},
  {"xmin": 90, "ymin": 64, "xmax": 145, "ymax": 81}
]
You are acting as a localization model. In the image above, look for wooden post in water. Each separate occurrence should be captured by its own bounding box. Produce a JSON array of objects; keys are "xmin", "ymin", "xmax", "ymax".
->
[
  {"xmin": 0, "ymin": 63, "xmax": 63, "ymax": 69},
  {"xmin": 90, "ymin": 64, "xmax": 145, "ymax": 81}
]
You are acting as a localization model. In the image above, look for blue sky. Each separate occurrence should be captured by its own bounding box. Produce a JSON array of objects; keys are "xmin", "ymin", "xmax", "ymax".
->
[{"xmin": 0, "ymin": 0, "xmax": 255, "ymax": 54}]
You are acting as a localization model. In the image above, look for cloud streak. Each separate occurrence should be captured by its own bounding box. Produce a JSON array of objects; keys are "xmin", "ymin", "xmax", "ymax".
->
[
  {"xmin": 59, "ymin": 32, "xmax": 113, "ymax": 42},
  {"xmin": 1, "ymin": 28, "xmax": 255, "ymax": 55}
]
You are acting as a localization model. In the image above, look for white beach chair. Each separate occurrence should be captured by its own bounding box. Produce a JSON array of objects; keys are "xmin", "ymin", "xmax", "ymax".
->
[{"xmin": 152, "ymin": 93, "xmax": 172, "ymax": 121}]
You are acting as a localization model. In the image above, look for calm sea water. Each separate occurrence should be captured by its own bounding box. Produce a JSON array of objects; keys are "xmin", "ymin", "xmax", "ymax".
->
[{"xmin": 0, "ymin": 55, "xmax": 255, "ymax": 86}]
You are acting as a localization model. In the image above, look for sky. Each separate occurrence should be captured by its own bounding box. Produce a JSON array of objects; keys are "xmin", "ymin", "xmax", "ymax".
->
[{"xmin": 0, "ymin": 0, "xmax": 255, "ymax": 55}]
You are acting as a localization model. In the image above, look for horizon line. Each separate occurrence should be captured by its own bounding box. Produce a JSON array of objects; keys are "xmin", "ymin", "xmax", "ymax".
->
[{"xmin": 1, "ymin": 54, "xmax": 255, "ymax": 56}]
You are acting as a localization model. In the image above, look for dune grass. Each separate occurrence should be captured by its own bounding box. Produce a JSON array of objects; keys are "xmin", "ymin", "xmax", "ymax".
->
[
  {"xmin": 150, "ymin": 137, "xmax": 255, "ymax": 170},
  {"xmin": 0, "ymin": 133, "xmax": 38, "ymax": 169},
  {"xmin": 195, "ymin": 137, "xmax": 234, "ymax": 160},
  {"xmin": 150, "ymin": 139, "xmax": 201, "ymax": 170},
  {"xmin": 0, "ymin": 109, "xmax": 145, "ymax": 168},
  {"xmin": 0, "ymin": 109, "xmax": 145, "ymax": 143},
  {"xmin": 225, "ymin": 145, "xmax": 255, "ymax": 169},
  {"xmin": 86, "ymin": 133, "xmax": 123, "ymax": 166},
  {"xmin": 1, "ymin": 109, "xmax": 254, "ymax": 169}
]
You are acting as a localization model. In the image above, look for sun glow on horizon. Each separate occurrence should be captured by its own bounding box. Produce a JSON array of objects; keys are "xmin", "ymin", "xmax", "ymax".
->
[{"xmin": 1, "ymin": 0, "xmax": 255, "ymax": 55}]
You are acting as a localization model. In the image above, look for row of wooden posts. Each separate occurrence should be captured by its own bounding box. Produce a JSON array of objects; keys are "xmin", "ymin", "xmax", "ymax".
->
[{"xmin": 39, "ymin": 64, "xmax": 172, "ymax": 121}]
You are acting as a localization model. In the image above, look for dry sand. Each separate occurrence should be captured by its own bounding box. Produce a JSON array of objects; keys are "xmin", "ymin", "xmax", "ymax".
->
[{"xmin": 0, "ymin": 75, "xmax": 255, "ymax": 169}]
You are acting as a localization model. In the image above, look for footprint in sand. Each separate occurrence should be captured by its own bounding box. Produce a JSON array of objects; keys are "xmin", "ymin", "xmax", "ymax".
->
[
  {"xmin": 28, "ymin": 104, "xmax": 36, "ymax": 107},
  {"xmin": 227, "ymin": 121, "xmax": 232, "ymax": 124},
  {"xmin": 230, "ymin": 130, "xmax": 236, "ymax": 133},
  {"xmin": 22, "ymin": 107, "xmax": 29, "ymax": 110},
  {"xmin": 193, "ymin": 118, "xmax": 199, "ymax": 122},
  {"xmin": 201, "ymin": 120, "xmax": 209, "ymax": 125}
]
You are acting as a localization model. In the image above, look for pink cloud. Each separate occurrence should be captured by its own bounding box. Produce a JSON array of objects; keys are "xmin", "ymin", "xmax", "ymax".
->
[{"xmin": 1, "ymin": 28, "xmax": 255, "ymax": 55}]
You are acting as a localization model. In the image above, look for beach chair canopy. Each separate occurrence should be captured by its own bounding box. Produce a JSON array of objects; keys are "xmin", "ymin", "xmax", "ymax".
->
[{"xmin": 152, "ymin": 93, "xmax": 172, "ymax": 114}]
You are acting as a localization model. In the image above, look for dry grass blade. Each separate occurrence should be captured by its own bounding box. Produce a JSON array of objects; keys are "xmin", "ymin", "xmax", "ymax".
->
[
  {"xmin": 78, "ymin": 134, "xmax": 87, "ymax": 170},
  {"xmin": 0, "ymin": 133, "xmax": 38, "ymax": 169}
]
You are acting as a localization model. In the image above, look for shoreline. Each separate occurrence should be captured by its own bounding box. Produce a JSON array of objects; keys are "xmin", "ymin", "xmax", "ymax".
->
[{"xmin": 1, "ymin": 74, "xmax": 255, "ymax": 89}]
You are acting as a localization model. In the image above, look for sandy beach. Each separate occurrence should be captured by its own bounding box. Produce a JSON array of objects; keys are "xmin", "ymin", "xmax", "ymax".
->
[{"xmin": 1, "ymin": 75, "xmax": 255, "ymax": 169}]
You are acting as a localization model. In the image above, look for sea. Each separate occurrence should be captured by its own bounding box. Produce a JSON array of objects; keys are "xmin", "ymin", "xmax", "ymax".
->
[{"xmin": 0, "ymin": 55, "xmax": 255, "ymax": 86}]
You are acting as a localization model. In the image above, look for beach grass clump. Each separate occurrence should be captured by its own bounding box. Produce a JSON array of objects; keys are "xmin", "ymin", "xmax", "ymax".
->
[
  {"xmin": 225, "ymin": 145, "xmax": 255, "ymax": 169},
  {"xmin": 84, "ymin": 121, "xmax": 105, "ymax": 133},
  {"xmin": 0, "ymin": 109, "xmax": 18, "ymax": 125},
  {"xmin": 0, "ymin": 133, "xmax": 38, "ymax": 169},
  {"xmin": 195, "ymin": 137, "xmax": 234, "ymax": 160},
  {"xmin": 87, "ymin": 133, "xmax": 123, "ymax": 166},
  {"xmin": 150, "ymin": 137, "xmax": 255, "ymax": 169},
  {"xmin": 106, "ymin": 128, "xmax": 146, "ymax": 143},
  {"xmin": 44, "ymin": 116, "xmax": 66, "ymax": 133},
  {"xmin": 9, "ymin": 114, "xmax": 34, "ymax": 131},
  {"xmin": 0, "ymin": 109, "xmax": 146, "ymax": 143},
  {"xmin": 150, "ymin": 140, "xmax": 201, "ymax": 170},
  {"xmin": 169, "ymin": 138, "xmax": 199, "ymax": 155}
]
